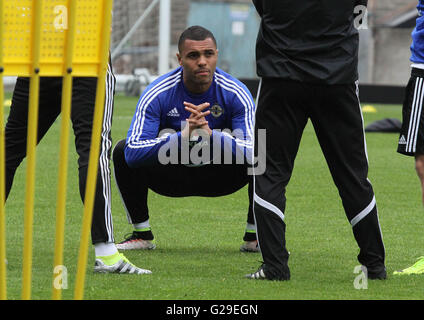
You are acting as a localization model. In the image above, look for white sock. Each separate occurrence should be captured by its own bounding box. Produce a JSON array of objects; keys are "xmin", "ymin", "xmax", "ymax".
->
[
  {"xmin": 246, "ymin": 223, "xmax": 256, "ymax": 232},
  {"xmin": 94, "ymin": 242, "xmax": 118, "ymax": 257},
  {"xmin": 133, "ymin": 220, "xmax": 150, "ymax": 231}
]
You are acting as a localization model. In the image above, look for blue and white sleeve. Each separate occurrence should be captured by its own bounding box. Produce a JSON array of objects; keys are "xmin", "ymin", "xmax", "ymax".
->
[
  {"xmin": 212, "ymin": 87, "xmax": 255, "ymax": 164},
  {"xmin": 125, "ymin": 99, "xmax": 180, "ymax": 167}
]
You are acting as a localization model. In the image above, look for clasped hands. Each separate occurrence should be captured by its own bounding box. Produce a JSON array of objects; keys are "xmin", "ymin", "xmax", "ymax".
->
[{"xmin": 181, "ymin": 101, "xmax": 213, "ymax": 140}]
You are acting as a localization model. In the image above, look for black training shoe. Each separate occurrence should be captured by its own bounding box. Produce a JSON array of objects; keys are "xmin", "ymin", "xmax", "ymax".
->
[
  {"xmin": 367, "ymin": 267, "xmax": 387, "ymax": 280},
  {"xmin": 116, "ymin": 231, "xmax": 156, "ymax": 250}
]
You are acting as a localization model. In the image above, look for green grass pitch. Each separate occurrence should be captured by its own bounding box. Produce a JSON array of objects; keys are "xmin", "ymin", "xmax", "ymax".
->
[{"xmin": 2, "ymin": 93, "xmax": 424, "ymax": 300}]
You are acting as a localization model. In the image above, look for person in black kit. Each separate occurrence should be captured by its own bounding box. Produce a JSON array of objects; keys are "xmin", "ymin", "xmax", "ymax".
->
[
  {"xmin": 246, "ymin": 0, "xmax": 386, "ymax": 280},
  {"xmin": 6, "ymin": 62, "xmax": 151, "ymax": 274}
]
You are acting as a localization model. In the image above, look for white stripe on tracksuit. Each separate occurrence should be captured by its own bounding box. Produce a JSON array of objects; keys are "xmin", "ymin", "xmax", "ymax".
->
[
  {"xmin": 214, "ymin": 73, "xmax": 255, "ymax": 159},
  {"xmin": 252, "ymin": 79, "xmax": 382, "ymax": 234},
  {"xmin": 252, "ymin": 78, "xmax": 284, "ymax": 229},
  {"xmin": 406, "ymin": 77, "xmax": 424, "ymax": 153},
  {"xmin": 128, "ymin": 72, "xmax": 182, "ymax": 148},
  {"xmin": 120, "ymin": 72, "xmax": 182, "ymax": 224},
  {"xmin": 127, "ymin": 71, "xmax": 255, "ymax": 163},
  {"xmin": 351, "ymin": 80, "xmax": 379, "ymax": 228},
  {"xmin": 214, "ymin": 72, "xmax": 255, "ymax": 141},
  {"xmin": 252, "ymin": 78, "xmax": 263, "ymax": 253},
  {"xmin": 98, "ymin": 62, "xmax": 115, "ymax": 243}
]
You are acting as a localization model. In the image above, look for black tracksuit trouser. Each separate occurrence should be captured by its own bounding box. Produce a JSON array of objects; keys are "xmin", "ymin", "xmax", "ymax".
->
[
  {"xmin": 112, "ymin": 139, "xmax": 254, "ymax": 235},
  {"xmin": 5, "ymin": 70, "xmax": 115, "ymax": 244},
  {"xmin": 253, "ymin": 78, "xmax": 386, "ymax": 279}
]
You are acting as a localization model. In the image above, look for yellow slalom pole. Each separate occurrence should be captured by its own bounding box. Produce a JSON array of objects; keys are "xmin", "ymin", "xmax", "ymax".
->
[
  {"xmin": 0, "ymin": 0, "xmax": 6, "ymax": 298},
  {"xmin": 21, "ymin": 0, "xmax": 43, "ymax": 300},
  {"xmin": 0, "ymin": 74, "xmax": 5, "ymax": 301},
  {"xmin": 0, "ymin": 75, "xmax": 6, "ymax": 301},
  {"xmin": 74, "ymin": 0, "xmax": 114, "ymax": 300},
  {"xmin": 52, "ymin": 0, "xmax": 77, "ymax": 301}
]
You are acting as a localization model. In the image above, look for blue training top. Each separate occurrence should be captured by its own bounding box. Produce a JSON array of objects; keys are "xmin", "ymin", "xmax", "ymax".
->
[
  {"xmin": 125, "ymin": 66, "xmax": 255, "ymax": 167},
  {"xmin": 411, "ymin": 0, "xmax": 424, "ymax": 64}
]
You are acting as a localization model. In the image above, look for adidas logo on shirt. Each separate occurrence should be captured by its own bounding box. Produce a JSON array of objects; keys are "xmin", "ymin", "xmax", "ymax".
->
[
  {"xmin": 167, "ymin": 107, "xmax": 180, "ymax": 117},
  {"xmin": 399, "ymin": 135, "xmax": 407, "ymax": 145}
]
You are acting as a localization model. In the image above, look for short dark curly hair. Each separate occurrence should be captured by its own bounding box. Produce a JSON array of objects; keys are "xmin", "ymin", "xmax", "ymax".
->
[{"xmin": 178, "ymin": 25, "xmax": 217, "ymax": 53}]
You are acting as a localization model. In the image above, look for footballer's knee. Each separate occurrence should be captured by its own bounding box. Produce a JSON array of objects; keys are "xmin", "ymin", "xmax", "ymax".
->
[{"xmin": 112, "ymin": 139, "xmax": 126, "ymax": 163}]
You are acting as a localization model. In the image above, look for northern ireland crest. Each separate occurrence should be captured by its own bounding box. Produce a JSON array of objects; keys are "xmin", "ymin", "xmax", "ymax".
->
[{"xmin": 210, "ymin": 103, "xmax": 223, "ymax": 118}]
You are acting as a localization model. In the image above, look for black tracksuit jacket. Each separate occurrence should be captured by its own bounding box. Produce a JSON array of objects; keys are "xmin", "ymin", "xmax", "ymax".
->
[{"xmin": 252, "ymin": 0, "xmax": 368, "ymax": 84}]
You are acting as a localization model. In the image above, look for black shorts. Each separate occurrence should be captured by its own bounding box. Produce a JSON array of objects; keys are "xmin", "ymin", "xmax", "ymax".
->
[{"xmin": 398, "ymin": 67, "xmax": 424, "ymax": 156}]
